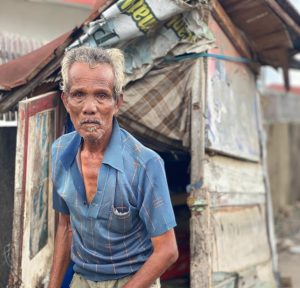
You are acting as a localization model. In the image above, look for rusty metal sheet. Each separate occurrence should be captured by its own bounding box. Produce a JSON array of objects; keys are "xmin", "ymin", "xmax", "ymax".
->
[
  {"xmin": 0, "ymin": 30, "xmax": 74, "ymax": 91},
  {"xmin": 0, "ymin": 32, "xmax": 44, "ymax": 65}
]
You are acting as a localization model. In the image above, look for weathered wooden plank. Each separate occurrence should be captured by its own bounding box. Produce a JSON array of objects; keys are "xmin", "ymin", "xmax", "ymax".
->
[
  {"xmin": 211, "ymin": 0, "xmax": 252, "ymax": 60},
  {"xmin": 212, "ymin": 205, "xmax": 271, "ymax": 273},
  {"xmin": 264, "ymin": 0, "xmax": 300, "ymax": 36},
  {"xmin": 203, "ymin": 154, "xmax": 266, "ymax": 207},
  {"xmin": 8, "ymin": 100, "xmax": 27, "ymax": 287},
  {"xmin": 206, "ymin": 17, "xmax": 260, "ymax": 162},
  {"xmin": 253, "ymin": 30, "xmax": 291, "ymax": 51},
  {"xmin": 209, "ymin": 192, "xmax": 265, "ymax": 207},
  {"xmin": 189, "ymin": 57, "xmax": 212, "ymax": 288},
  {"xmin": 204, "ymin": 155, "xmax": 264, "ymax": 194}
]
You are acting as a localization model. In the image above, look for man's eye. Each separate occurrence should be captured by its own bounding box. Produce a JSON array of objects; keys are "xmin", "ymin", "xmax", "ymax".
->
[
  {"xmin": 96, "ymin": 93, "xmax": 109, "ymax": 99},
  {"xmin": 71, "ymin": 91, "xmax": 84, "ymax": 98}
]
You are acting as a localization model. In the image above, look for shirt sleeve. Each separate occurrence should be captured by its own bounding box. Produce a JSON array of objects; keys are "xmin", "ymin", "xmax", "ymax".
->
[
  {"xmin": 139, "ymin": 156, "xmax": 176, "ymax": 237},
  {"xmin": 51, "ymin": 142, "xmax": 70, "ymax": 215},
  {"xmin": 52, "ymin": 184, "xmax": 70, "ymax": 215}
]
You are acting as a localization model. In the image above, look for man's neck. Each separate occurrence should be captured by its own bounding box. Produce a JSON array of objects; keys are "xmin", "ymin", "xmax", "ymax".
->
[{"xmin": 81, "ymin": 128, "xmax": 112, "ymax": 156}]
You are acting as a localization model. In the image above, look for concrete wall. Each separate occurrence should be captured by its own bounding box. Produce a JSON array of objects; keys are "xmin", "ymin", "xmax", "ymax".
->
[
  {"xmin": 289, "ymin": 124, "xmax": 300, "ymax": 204},
  {"xmin": 0, "ymin": 0, "xmax": 91, "ymax": 42},
  {"xmin": 266, "ymin": 124, "xmax": 291, "ymax": 217},
  {"xmin": 266, "ymin": 123, "xmax": 300, "ymax": 217},
  {"xmin": 0, "ymin": 128, "xmax": 17, "ymax": 287}
]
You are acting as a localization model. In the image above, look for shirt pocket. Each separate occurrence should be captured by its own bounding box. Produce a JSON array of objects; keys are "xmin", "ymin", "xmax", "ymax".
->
[{"xmin": 109, "ymin": 205, "xmax": 138, "ymax": 234}]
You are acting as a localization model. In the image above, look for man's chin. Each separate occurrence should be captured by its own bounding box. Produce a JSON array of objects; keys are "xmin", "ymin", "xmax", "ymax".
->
[{"xmin": 80, "ymin": 131, "xmax": 105, "ymax": 143}]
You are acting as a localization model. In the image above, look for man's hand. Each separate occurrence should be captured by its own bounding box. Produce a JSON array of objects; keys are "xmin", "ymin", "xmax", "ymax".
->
[
  {"xmin": 48, "ymin": 213, "xmax": 72, "ymax": 288},
  {"xmin": 122, "ymin": 229, "xmax": 178, "ymax": 288}
]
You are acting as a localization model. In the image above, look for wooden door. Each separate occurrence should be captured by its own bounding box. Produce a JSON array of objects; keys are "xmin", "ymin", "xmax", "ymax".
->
[{"xmin": 9, "ymin": 92, "xmax": 62, "ymax": 288}]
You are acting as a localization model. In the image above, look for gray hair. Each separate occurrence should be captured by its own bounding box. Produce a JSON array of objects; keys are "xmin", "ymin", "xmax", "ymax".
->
[{"xmin": 60, "ymin": 46, "xmax": 125, "ymax": 101}]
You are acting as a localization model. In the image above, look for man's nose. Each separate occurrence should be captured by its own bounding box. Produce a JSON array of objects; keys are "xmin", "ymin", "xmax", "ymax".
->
[{"xmin": 82, "ymin": 96, "xmax": 97, "ymax": 114}]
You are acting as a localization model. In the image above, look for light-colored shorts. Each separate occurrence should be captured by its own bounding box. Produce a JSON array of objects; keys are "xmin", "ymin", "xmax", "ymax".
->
[{"xmin": 70, "ymin": 273, "xmax": 161, "ymax": 288}]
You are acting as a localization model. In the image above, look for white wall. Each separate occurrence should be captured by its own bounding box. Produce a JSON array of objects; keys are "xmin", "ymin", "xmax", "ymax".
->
[
  {"xmin": 0, "ymin": 0, "xmax": 91, "ymax": 42},
  {"xmin": 261, "ymin": 66, "xmax": 300, "ymax": 88}
]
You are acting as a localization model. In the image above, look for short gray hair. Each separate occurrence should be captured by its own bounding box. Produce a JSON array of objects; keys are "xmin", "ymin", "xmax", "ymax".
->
[{"xmin": 61, "ymin": 46, "xmax": 125, "ymax": 101}]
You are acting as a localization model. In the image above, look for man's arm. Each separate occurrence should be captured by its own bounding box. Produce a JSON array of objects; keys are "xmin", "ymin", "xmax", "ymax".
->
[
  {"xmin": 48, "ymin": 213, "xmax": 72, "ymax": 288},
  {"xmin": 122, "ymin": 229, "xmax": 178, "ymax": 288}
]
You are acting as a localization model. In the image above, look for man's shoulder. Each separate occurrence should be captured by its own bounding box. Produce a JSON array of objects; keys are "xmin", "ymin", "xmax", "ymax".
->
[
  {"xmin": 53, "ymin": 131, "xmax": 77, "ymax": 146},
  {"xmin": 120, "ymin": 128, "xmax": 161, "ymax": 166},
  {"xmin": 52, "ymin": 131, "xmax": 77, "ymax": 153}
]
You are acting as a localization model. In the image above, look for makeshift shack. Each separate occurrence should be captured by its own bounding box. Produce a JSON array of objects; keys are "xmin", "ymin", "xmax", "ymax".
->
[{"xmin": 0, "ymin": 0, "xmax": 299, "ymax": 287}]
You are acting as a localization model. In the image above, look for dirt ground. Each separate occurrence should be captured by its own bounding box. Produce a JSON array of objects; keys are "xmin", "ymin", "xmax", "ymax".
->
[
  {"xmin": 279, "ymin": 250, "xmax": 300, "ymax": 287},
  {"xmin": 276, "ymin": 205, "xmax": 300, "ymax": 288}
]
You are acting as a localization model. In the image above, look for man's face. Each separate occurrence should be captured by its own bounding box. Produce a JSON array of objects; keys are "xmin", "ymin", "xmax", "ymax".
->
[{"xmin": 62, "ymin": 62, "xmax": 122, "ymax": 143}]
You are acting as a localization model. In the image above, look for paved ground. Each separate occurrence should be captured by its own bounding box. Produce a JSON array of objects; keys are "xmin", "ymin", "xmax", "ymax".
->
[
  {"xmin": 276, "ymin": 205, "xmax": 300, "ymax": 288},
  {"xmin": 278, "ymin": 250, "xmax": 300, "ymax": 287}
]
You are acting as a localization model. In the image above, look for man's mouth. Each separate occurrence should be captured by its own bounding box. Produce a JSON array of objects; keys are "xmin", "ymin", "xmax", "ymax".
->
[
  {"xmin": 79, "ymin": 120, "xmax": 101, "ymax": 132},
  {"xmin": 79, "ymin": 119, "xmax": 101, "ymax": 125}
]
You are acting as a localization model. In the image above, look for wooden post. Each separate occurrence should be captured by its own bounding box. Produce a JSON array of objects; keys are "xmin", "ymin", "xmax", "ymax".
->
[{"xmin": 189, "ymin": 58, "xmax": 212, "ymax": 288}]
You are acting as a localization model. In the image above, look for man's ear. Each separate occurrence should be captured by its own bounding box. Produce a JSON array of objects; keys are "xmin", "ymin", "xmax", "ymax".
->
[
  {"xmin": 61, "ymin": 92, "xmax": 70, "ymax": 113},
  {"xmin": 115, "ymin": 93, "xmax": 124, "ymax": 114}
]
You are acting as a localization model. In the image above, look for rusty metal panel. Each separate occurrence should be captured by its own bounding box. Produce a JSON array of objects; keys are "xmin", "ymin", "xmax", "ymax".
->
[
  {"xmin": 0, "ymin": 31, "xmax": 73, "ymax": 91},
  {"xmin": 206, "ymin": 16, "xmax": 260, "ymax": 161},
  {"xmin": 9, "ymin": 92, "xmax": 60, "ymax": 288}
]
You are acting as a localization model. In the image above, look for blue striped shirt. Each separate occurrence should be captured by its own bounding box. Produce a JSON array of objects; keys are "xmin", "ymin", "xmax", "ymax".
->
[{"xmin": 52, "ymin": 118, "xmax": 176, "ymax": 281}]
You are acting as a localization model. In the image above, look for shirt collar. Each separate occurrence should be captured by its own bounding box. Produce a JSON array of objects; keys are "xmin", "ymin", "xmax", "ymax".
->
[
  {"xmin": 60, "ymin": 118, "xmax": 124, "ymax": 172},
  {"xmin": 102, "ymin": 118, "xmax": 124, "ymax": 172}
]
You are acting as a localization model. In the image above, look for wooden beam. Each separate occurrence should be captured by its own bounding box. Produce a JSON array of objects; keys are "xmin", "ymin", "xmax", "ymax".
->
[
  {"xmin": 189, "ymin": 59, "xmax": 212, "ymax": 288},
  {"xmin": 272, "ymin": 48, "xmax": 291, "ymax": 90},
  {"xmin": 264, "ymin": 0, "xmax": 300, "ymax": 37},
  {"xmin": 211, "ymin": 0, "xmax": 252, "ymax": 60}
]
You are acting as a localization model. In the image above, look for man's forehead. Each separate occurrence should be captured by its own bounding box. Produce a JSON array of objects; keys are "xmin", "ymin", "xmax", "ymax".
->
[
  {"xmin": 68, "ymin": 62, "xmax": 114, "ymax": 83},
  {"xmin": 69, "ymin": 61, "xmax": 113, "ymax": 72}
]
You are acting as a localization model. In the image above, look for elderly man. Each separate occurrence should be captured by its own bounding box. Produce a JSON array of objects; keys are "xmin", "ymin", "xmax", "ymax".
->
[{"xmin": 48, "ymin": 47, "xmax": 178, "ymax": 288}]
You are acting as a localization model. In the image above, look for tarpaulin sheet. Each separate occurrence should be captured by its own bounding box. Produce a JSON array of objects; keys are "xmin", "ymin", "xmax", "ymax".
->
[{"xmin": 118, "ymin": 60, "xmax": 197, "ymax": 151}]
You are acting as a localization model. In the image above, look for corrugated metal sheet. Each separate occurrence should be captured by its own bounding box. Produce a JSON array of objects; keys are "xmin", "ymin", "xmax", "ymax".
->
[
  {"xmin": 0, "ymin": 32, "xmax": 44, "ymax": 126},
  {"xmin": 0, "ymin": 30, "xmax": 74, "ymax": 91},
  {"xmin": 0, "ymin": 32, "xmax": 44, "ymax": 65}
]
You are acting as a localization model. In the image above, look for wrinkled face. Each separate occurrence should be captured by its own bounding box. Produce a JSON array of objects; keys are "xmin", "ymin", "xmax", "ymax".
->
[{"xmin": 62, "ymin": 62, "xmax": 122, "ymax": 143}]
